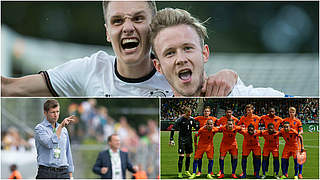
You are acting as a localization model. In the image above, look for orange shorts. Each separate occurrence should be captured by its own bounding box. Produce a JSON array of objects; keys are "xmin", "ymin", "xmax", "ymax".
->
[
  {"xmin": 220, "ymin": 144, "xmax": 238, "ymax": 157},
  {"xmin": 242, "ymin": 145, "xmax": 261, "ymax": 156},
  {"xmin": 195, "ymin": 146, "xmax": 214, "ymax": 159},
  {"xmin": 281, "ymin": 146, "xmax": 298, "ymax": 159},
  {"xmin": 263, "ymin": 146, "xmax": 279, "ymax": 157}
]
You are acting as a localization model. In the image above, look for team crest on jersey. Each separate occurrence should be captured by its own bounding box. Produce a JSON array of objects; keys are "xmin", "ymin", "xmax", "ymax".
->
[{"xmin": 148, "ymin": 90, "xmax": 170, "ymax": 97}]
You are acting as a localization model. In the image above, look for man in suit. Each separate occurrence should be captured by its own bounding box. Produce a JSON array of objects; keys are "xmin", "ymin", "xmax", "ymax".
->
[{"xmin": 92, "ymin": 134, "xmax": 137, "ymax": 179}]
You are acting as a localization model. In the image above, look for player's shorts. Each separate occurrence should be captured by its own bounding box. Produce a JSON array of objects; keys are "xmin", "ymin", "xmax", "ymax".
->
[
  {"xmin": 263, "ymin": 146, "xmax": 279, "ymax": 157},
  {"xmin": 281, "ymin": 145, "xmax": 298, "ymax": 159},
  {"xmin": 220, "ymin": 143, "xmax": 238, "ymax": 157},
  {"xmin": 195, "ymin": 146, "xmax": 214, "ymax": 159},
  {"xmin": 242, "ymin": 145, "xmax": 261, "ymax": 156},
  {"xmin": 178, "ymin": 139, "xmax": 193, "ymax": 154}
]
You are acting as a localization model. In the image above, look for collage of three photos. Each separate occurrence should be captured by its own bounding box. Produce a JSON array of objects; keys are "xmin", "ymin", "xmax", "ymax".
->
[{"xmin": 1, "ymin": 1, "xmax": 319, "ymax": 179}]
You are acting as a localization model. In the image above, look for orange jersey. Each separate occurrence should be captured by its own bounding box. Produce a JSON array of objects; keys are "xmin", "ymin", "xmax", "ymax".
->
[
  {"xmin": 239, "ymin": 130, "xmax": 261, "ymax": 147},
  {"xmin": 280, "ymin": 129, "xmax": 300, "ymax": 149},
  {"xmin": 283, "ymin": 117, "xmax": 302, "ymax": 132},
  {"xmin": 195, "ymin": 126, "xmax": 218, "ymax": 147},
  {"xmin": 194, "ymin": 116, "xmax": 217, "ymax": 128},
  {"xmin": 260, "ymin": 115, "xmax": 283, "ymax": 130},
  {"xmin": 260, "ymin": 130, "xmax": 280, "ymax": 148},
  {"xmin": 239, "ymin": 114, "xmax": 260, "ymax": 129},
  {"xmin": 9, "ymin": 170, "xmax": 22, "ymax": 179},
  {"xmin": 220, "ymin": 125, "xmax": 242, "ymax": 146},
  {"xmin": 217, "ymin": 116, "xmax": 239, "ymax": 126}
]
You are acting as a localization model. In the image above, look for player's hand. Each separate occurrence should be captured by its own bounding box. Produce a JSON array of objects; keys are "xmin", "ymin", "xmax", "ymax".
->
[
  {"xmin": 201, "ymin": 69, "xmax": 238, "ymax": 97},
  {"xmin": 169, "ymin": 140, "xmax": 175, "ymax": 146},
  {"xmin": 61, "ymin": 115, "xmax": 76, "ymax": 127},
  {"xmin": 101, "ymin": 167, "xmax": 108, "ymax": 174}
]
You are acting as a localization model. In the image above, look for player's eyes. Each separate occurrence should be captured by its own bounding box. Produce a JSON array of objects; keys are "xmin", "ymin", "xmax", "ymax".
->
[
  {"xmin": 165, "ymin": 51, "xmax": 175, "ymax": 58},
  {"xmin": 111, "ymin": 18, "xmax": 123, "ymax": 25},
  {"xmin": 133, "ymin": 16, "xmax": 145, "ymax": 23},
  {"xmin": 184, "ymin": 46, "xmax": 193, "ymax": 51}
]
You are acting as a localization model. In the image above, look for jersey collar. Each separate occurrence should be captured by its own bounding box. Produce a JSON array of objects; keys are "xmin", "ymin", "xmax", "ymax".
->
[{"xmin": 114, "ymin": 58, "xmax": 157, "ymax": 83}]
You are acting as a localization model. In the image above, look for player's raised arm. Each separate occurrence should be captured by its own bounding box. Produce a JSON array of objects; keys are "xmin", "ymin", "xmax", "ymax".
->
[{"xmin": 1, "ymin": 74, "xmax": 53, "ymax": 97}]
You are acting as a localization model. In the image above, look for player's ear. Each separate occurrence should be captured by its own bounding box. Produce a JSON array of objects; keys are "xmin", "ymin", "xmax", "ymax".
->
[
  {"xmin": 104, "ymin": 24, "xmax": 111, "ymax": 42},
  {"xmin": 152, "ymin": 58, "xmax": 163, "ymax": 74},
  {"xmin": 202, "ymin": 44, "xmax": 210, "ymax": 63}
]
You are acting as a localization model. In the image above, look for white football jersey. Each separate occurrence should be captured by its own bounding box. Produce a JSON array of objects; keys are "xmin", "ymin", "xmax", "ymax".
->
[
  {"xmin": 43, "ymin": 51, "xmax": 285, "ymax": 97},
  {"xmin": 45, "ymin": 51, "xmax": 173, "ymax": 97},
  {"xmin": 229, "ymin": 77, "xmax": 285, "ymax": 97}
]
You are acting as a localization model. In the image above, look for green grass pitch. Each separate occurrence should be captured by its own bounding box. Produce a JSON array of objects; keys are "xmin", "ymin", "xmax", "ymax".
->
[{"xmin": 161, "ymin": 131, "xmax": 319, "ymax": 179}]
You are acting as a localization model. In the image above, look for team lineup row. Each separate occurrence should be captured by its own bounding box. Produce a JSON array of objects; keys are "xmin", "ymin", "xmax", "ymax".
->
[{"xmin": 168, "ymin": 105, "xmax": 304, "ymax": 179}]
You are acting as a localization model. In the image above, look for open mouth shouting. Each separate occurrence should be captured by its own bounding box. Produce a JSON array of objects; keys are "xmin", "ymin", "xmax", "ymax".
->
[
  {"xmin": 178, "ymin": 69, "xmax": 192, "ymax": 83},
  {"xmin": 121, "ymin": 38, "xmax": 140, "ymax": 53}
]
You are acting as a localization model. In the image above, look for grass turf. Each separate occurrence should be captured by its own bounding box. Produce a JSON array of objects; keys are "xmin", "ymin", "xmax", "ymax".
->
[{"xmin": 160, "ymin": 131, "xmax": 319, "ymax": 179}]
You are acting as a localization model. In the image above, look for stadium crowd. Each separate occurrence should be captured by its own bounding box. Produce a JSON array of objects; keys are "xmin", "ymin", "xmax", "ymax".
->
[
  {"xmin": 161, "ymin": 98, "xmax": 200, "ymax": 121},
  {"xmin": 1, "ymin": 127, "xmax": 35, "ymax": 152}
]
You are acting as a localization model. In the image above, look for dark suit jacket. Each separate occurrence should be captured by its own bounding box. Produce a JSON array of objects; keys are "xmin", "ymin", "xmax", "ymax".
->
[{"xmin": 92, "ymin": 149, "xmax": 135, "ymax": 179}]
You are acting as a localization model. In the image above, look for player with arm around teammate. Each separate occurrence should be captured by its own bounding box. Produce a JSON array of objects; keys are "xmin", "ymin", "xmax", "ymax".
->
[
  {"xmin": 279, "ymin": 121, "xmax": 302, "ymax": 179},
  {"xmin": 193, "ymin": 106, "xmax": 217, "ymax": 176},
  {"xmin": 169, "ymin": 107, "xmax": 199, "ymax": 178},
  {"xmin": 238, "ymin": 124, "xmax": 262, "ymax": 179},
  {"xmin": 217, "ymin": 119, "xmax": 242, "ymax": 179},
  {"xmin": 190, "ymin": 119, "xmax": 219, "ymax": 179},
  {"xmin": 283, "ymin": 107, "xmax": 304, "ymax": 179},
  {"xmin": 216, "ymin": 108, "xmax": 239, "ymax": 127},
  {"xmin": 238, "ymin": 104, "xmax": 261, "ymax": 176},
  {"xmin": 260, "ymin": 107, "xmax": 283, "ymax": 176},
  {"xmin": 1, "ymin": 1, "xmax": 238, "ymax": 97},
  {"xmin": 260, "ymin": 123, "xmax": 281, "ymax": 179}
]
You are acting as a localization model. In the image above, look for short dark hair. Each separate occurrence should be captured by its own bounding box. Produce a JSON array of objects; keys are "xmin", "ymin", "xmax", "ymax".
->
[
  {"xmin": 102, "ymin": 0, "xmax": 157, "ymax": 23},
  {"xmin": 267, "ymin": 123, "xmax": 274, "ymax": 128},
  {"xmin": 204, "ymin": 106, "xmax": 211, "ymax": 111},
  {"xmin": 225, "ymin": 108, "xmax": 232, "ymax": 112},
  {"xmin": 10, "ymin": 164, "xmax": 17, "ymax": 172},
  {"xmin": 227, "ymin": 118, "xmax": 234, "ymax": 123},
  {"xmin": 43, "ymin": 99, "xmax": 59, "ymax": 112},
  {"xmin": 283, "ymin": 121, "xmax": 290, "ymax": 125},
  {"xmin": 107, "ymin": 134, "xmax": 119, "ymax": 143},
  {"xmin": 248, "ymin": 124, "xmax": 254, "ymax": 129}
]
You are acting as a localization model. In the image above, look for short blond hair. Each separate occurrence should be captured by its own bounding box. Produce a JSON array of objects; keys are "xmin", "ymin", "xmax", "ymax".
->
[
  {"xmin": 289, "ymin": 107, "xmax": 296, "ymax": 112},
  {"xmin": 150, "ymin": 8, "xmax": 208, "ymax": 56}
]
